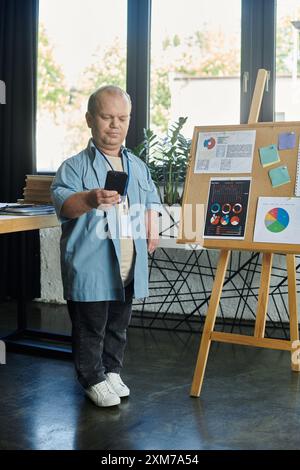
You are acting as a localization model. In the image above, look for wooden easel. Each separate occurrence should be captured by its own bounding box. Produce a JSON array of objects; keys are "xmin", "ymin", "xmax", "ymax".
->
[{"xmin": 178, "ymin": 69, "xmax": 300, "ymax": 397}]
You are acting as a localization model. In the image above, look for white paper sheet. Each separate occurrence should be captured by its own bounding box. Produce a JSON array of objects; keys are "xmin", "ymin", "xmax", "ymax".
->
[
  {"xmin": 194, "ymin": 130, "xmax": 256, "ymax": 174},
  {"xmin": 253, "ymin": 197, "xmax": 300, "ymax": 245},
  {"xmin": 0, "ymin": 202, "xmax": 19, "ymax": 208}
]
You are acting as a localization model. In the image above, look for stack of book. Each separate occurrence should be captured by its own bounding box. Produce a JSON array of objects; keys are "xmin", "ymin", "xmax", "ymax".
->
[{"xmin": 20, "ymin": 175, "xmax": 54, "ymax": 205}]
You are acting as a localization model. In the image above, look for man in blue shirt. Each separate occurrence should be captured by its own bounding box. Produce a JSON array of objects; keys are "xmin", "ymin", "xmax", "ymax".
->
[{"xmin": 51, "ymin": 85, "xmax": 162, "ymax": 407}]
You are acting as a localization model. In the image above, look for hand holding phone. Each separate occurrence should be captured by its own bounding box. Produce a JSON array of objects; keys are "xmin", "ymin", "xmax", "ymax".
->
[{"xmin": 86, "ymin": 188, "xmax": 120, "ymax": 210}]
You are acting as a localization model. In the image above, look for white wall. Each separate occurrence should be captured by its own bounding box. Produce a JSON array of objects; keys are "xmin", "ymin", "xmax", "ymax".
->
[
  {"xmin": 170, "ymin": 75, "xmax": 241, "ymax": 137},
  {"xmin": 170, "ymin": 75, "xmax": 300, "ymax": 138}
]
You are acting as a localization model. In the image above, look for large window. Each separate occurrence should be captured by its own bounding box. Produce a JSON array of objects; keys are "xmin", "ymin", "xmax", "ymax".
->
[
  {"xmin": 37, "ymin": 1, "xmax": 291, "ymax": 171},
  {"xmin": 150, "ymin": 0, "xmax": 242, "ymax": 137},
  {"xmin": 37, "ymin": 0, "xmax": 127, "ymax": 172},
  {"xmin": 275, "ymin": 0, "xmax": 300, "ymax": 121}
]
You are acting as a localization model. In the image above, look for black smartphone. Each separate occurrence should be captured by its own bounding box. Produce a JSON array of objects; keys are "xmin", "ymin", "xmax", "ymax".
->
[{"xmin": 104, "ymin": 170, "xmax": 128, "ymax": 195}]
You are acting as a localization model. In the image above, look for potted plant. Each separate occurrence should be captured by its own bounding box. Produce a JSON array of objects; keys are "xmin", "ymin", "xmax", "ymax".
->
[{"xmin": 133, "ymin": 117, "xmax": 191, "ymax": 247}]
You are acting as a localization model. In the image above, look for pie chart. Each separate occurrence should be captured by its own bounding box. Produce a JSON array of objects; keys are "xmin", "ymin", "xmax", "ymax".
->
[
  {"xmin": 265, "ymin": 207, "xmax": 289, "ymax": 233},
  {"xmin": 220, "ymin": 215, "xmax": 230, "ymax": 225},
  {"xmin": 203, "ymin": 137, "xmax": 216, "ymax": 150},
  {"xmin": 230, "ymin": 216, "xmax": 240, "ymax": 226},
  {"xmin": 210, "ymin": 214, "xmax": 220, "ymax": 225}
]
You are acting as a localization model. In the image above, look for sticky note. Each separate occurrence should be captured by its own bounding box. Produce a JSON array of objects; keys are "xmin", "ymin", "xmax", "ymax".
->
[
  {"xmin": 259, "ymin": 144, "xmax": 280, "ymax": 168},
  {"xmin": 268, "ymin": 165, "xmax": 291, "ymax": 188},
  {"xmin": 278, "ymin": 132, "xmax": 296, "ymax": 150}
]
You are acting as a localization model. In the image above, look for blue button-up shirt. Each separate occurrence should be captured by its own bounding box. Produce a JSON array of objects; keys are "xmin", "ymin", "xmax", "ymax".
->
[{"xmin": 51, "ymin": 139, "xmax": 162, "ymax": 302}]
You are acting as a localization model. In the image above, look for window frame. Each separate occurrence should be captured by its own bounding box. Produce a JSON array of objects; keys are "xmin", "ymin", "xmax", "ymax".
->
[{"xmin": 36, "ymin": 0, "xmax": 277, "ymax": 174}]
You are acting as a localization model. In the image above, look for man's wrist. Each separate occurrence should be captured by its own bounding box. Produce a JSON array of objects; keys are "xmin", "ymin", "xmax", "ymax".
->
[
  {"xmin": 84, "ymin": 190, "xmax": 94, "ymax": 210},
  {"xmin": 146, "ymin": 209, "xmax": 160, "ymax": 216}
]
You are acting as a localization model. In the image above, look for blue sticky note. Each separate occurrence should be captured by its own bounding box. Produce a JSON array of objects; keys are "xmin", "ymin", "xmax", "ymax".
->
[
  {"xmin": 259, "ymin": 144, "xmax": 280, "ymax": 168},
  {"xmin": 268, "ymin": 165, "xmax": 291, "ymax": 188},
  {"xmin": 278, "ymin": 132, "xmax": 296, "ymax": 150}
]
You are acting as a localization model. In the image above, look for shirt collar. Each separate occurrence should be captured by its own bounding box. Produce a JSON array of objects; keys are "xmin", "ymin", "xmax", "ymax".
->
[
  {"xmin": 87, "ymin": 138, "xmax": 132, "ymax": 161},
  {"xmin": 87, "ymin": 138, "xmax": 133, "ymax": 162}
]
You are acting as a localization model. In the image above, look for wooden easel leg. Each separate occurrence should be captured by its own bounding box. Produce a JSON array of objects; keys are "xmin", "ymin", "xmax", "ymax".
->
[
  {"xmin": 190, "ymin": 249, "xmax": 231, "ymax": 397},
  {"xmin": 287, "ymin": 254, "xmax": 300, "ymax": 372},
  {"xmin": 254, "ymin": 252, "xmax": 273, "ymax": 338}
]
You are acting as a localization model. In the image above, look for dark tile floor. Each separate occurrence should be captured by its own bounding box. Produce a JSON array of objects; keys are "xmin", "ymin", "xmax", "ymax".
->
[{"xmin": 0, "ymin": 302, "xmax": 300, "ymax": 450}]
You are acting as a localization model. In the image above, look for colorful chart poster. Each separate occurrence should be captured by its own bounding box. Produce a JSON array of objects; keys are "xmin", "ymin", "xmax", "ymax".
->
[
  {"xmin": 253, "ymin": 197, "xmax": 300, "ymax": 244},
  {"xmin": 203, "ymin": 178, "xmax": 251, "ymax": 239},
  {"xmin": 194, "ymin": 130, "xmax": 256, "ymax": 174}
]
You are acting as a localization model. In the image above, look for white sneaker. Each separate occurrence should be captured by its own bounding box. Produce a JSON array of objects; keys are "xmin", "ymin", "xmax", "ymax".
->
[
  {"xmin": 85, "ymin": 380, "xmax": 121, "ymax": 407},
  {"xmin": 106, "ymin": 372, "xmax": 130, "ymax": 398}
]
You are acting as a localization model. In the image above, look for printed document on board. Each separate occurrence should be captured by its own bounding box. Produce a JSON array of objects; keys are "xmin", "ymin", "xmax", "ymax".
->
[{"xmin": 194, "ymin": 130, "xmax": 256, "ymax": 174}]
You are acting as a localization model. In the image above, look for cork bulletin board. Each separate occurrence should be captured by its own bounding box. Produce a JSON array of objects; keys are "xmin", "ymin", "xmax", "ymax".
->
[{"xmin": 177, "ymin": 121, "xmax": 300, "ymax": 254}]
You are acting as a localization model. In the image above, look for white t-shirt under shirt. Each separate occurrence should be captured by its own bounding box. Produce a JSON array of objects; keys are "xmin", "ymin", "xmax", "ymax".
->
[{"xmin": 105, "ymin": 155, "xmax": 136, "ymax": 287}]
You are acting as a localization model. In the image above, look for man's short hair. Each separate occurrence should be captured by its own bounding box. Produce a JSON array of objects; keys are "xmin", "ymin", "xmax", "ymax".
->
[{"xmin": 87, "ymin": 85, "xmax": 132, "ymax": 116}]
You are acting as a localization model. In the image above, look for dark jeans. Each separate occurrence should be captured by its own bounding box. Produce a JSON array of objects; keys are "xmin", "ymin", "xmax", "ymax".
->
[{"xmin": 67, "ymin": 281, "xmax": 134, "ymax": 389}]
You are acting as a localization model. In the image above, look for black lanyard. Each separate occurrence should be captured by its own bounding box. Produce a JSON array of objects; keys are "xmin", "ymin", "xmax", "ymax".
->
[{"xmin": 92, "ymin": 140, "xmax": 130, "ymax": 196}]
